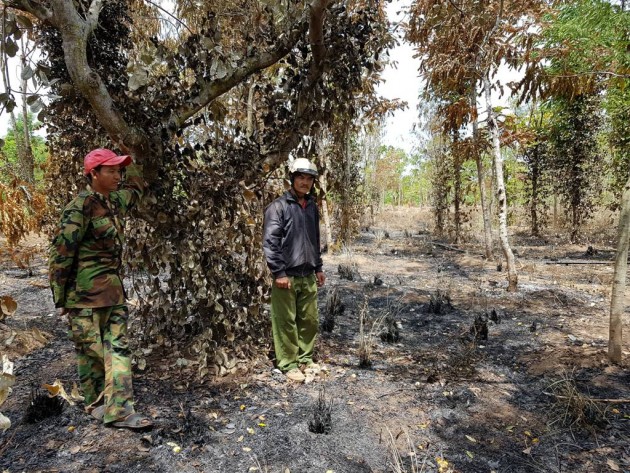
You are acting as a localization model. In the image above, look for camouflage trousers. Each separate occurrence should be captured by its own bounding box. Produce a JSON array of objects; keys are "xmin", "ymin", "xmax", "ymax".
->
[
  {"xmin": 68, "ymin": 305, "xmax": 135, "ymax": 423},
  {"xmin": 270, "ymin": 274, "xmax": 319, "ymax": 372}
]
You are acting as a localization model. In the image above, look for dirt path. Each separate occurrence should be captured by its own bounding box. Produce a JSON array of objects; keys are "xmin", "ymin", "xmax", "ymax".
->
[{"xmin": 2, "ymin": 218, "xmax": 630, "ymax": 473}]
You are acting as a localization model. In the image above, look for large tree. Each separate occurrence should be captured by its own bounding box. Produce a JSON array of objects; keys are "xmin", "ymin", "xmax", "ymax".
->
[{"xmin": 0, "ymin": 0, "xmax": 394, "ymax": 374}]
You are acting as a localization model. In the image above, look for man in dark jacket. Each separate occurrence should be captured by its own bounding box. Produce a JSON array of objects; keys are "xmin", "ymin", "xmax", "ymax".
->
[{"xmin": 263, "ymin": 158, "xmax": 326, "ymax": 382}]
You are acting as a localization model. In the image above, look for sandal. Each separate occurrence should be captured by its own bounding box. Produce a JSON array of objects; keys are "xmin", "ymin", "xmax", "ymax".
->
[
  {"xmin": 90, "ymin": 405, "xmax": 105, "ymax": 421},
  {"xmin": 107, "ymin": 413, "xmax": 153, "ymax": 430}
]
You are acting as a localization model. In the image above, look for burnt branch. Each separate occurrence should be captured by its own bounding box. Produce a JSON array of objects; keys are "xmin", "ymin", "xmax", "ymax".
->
[
  {"xmin": 5, "ymin": 0, "xmax": 52, "ymax": 23},
  {"xmin": 171, "ymin": 14, "xmax": 309, "ymax": 128}
]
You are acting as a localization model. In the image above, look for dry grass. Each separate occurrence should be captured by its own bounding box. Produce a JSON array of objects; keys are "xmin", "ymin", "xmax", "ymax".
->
[
  {"xmin": 372, "ymin": 206, "xmax": 431, "ymax": 233},
  {"xmin": 384, "ymin": 427, "xmax": 425, "ymax": 473},
  {"xmin": 357, "ymin": 298, "xmax": 383, "ymax": 368},
  {"xmin": 378, "ymin": 296, "xmax": 404, "ymax": 343},
  {"xmin": 322, "ymin": 287, "xmax": 344, "ymax": 333},
  {"xmin": 546, "ymin": 370, "xmax": 608, "ymax": 433},
  {"xmin": 370, "ymin": 204, "xmax": 618, "ymax": 248},
  {"xmin": 374, "ymin": 229, "xmax": 386, "ymax": 247}
]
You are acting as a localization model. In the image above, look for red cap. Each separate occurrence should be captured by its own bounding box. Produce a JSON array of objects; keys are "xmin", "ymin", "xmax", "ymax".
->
[{"xmin": 84, "ymin": 148, "xmax": 132, "ymax": 175}]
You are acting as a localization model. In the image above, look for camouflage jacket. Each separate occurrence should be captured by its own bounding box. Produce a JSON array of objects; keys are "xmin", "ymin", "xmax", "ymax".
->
[{"xmin": 49, "ymin": 164, "xmax": 145, "ymax": 308}]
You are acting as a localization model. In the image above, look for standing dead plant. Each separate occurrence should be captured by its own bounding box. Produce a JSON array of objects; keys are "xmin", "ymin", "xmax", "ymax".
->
[
  {"xmin": 308, "ymin": 385, "xmax": 333, "ymax": 434},
  {"xmin": 374, "ymin": 229, "xmax": 386, "ymax": 247},
  {"xmin": 427, "ymin": 289, "xmax": 453, "ymax": 314},
  {"xmin": 379, "ymin": 295, "xmax": 404, "ymax": 343},
  {"xmin": 358, "ymin": 298, "xmax": 383, "ymax": 368},
  {"xmin": 322, "ymin": 287, "xmax": 344, "ymax": 333},
  {"xmin": 384, "ymin": 426, "xmax": 425, "ymax": 473},
  {"xmin": 546, "ymin": 369, "xmax": 608, "ymax": 433}
]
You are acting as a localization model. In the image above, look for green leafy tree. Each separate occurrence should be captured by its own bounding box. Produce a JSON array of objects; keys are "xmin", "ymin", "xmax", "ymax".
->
[
  {"xmin": 1, "ymin": 114, "xmax": 47, "ymax": 183},
  {"xmin": 518, "ymin": 107, "xmax": 553, "ymax": 236},
  {"xmin": 546, "ymin": 94, "xmax": 604, "ymax": 242},
  {"xmin": 401, "ymin": 152, "xmax": 431, "ymax": 206},
  {"xmin": 370, "ymin": 146, "xmax": 406, "ymax": 206}
]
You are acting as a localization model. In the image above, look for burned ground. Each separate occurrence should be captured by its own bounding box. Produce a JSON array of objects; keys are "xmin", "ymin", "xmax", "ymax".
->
[{"xmin": 2, "ymin": 213, "xmax": 630, "ymax": 472}]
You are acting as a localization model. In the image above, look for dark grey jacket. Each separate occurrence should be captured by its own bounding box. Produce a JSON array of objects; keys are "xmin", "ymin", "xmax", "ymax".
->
[{"xmin": 263, "ymin": 191, "xmax": 323, "ymax": 279}]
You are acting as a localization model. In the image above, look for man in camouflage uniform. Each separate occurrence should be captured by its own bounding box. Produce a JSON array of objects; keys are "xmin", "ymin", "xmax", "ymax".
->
[{"xmin": 49, "ymin": 148, "xmax": 152, "ymax": 429}]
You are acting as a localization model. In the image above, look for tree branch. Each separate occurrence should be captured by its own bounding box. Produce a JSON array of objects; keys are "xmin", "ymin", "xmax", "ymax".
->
[
  {"xmin": 474, "ymin": 0, "xmax": 504, "ymax": 78},
  {"xmin": 259, "ymin": 0, "xmax": 331, "ymax": 170},
  {"xmin": 5, "ymin": 0, "xmax": 52, "ymax": 23},
  {"xmin": 309, "ymin": 0, "xmax": 329, "ymax": 69},
  {"xmin": 143, "ymin": 0, "xmax": 193, "ymax": 35},
  {"xmin": 170, "ymin": 8, "xmax": 311, "ymax": 128},
  {"xmin": 86, "ymin": 0, "xmax": 104, "ymax": 33},
  {"xmin": 45, "ymin": 0, "xmax": 150, "ymax": 158}
]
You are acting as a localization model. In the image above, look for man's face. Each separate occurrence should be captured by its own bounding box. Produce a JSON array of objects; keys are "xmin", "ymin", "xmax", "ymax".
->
[
  {"xmin": 293, "ymin": 173, "xmax": 315, "ymax": 197},
  {"xmin": 92, "ymin": 165, "xmax": 122, "ymax": 194}
]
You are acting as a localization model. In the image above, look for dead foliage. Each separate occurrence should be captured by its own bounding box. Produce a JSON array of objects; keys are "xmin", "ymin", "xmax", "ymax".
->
[
  {"xmin": 0, "ymin": 296, "xmax": 17, "ymax": 323},
  {"xmin": 427, "ymin": 289, "xmax": 453, "ymax": 314},
  {"xmin": 338, "ymin": 263, "xmax": 360, "ymax": 281},
  {"xmin": 322, "ymin": 287, "xmax": 344, "ymax": 333},
  {"xmin": 308, "ymin": 386, "xmax": 333, "ymax": 434},
  {"xmin": 0, "ymin": 180, "xmax": 47, "ymax": 247},
  {"xmin": 23, "ymin": 387, "xmax": 65, "ymax": 424},
  {"xmin": 546, "ymin": 370, "xmax": 609, "ymax": 432}
]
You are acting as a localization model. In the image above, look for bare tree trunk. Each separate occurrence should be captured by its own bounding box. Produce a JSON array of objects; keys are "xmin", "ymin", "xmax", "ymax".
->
[
  {"xmin": 476, "ymin": 155, "xmax": 493, "ymax": 256},
  {"xmin": 530, "ymin": 152, "xmax": 540, "ymax": 237},
  {"xmin": 453, "ymin": 155, "xmax": 462, "ymax": 244},
  {"xmin": 484, "ymin": 74, "xmax": 517, "ymax": 291},
  {"xmin": 471, "ymin": 89, "xmax": 493, "ymax": 258},
  {"xmin": 19, "ymin": 56, "xmax": 35, "ymax": 182},
  {"xmin": 571, "ymin": 198, "xmax": 579, "ymax": 243},
  {"xmin": 8, "ymin": 112, "xmax": 27, "ymax": 176},
  {"xmin": 608, "ymin": 176, "xmax": 630, "ymax": 363},
  {"xmin": 339, "ymin": 127, "xmax": 353, "ymax": 244},
  {"xmin": 320, "ymin": 153, "xmax": 333, "ymax": 249}
]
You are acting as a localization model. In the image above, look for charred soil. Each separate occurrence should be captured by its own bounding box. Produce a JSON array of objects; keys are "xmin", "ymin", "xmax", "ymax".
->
[{"xmin": 2, "ymin": 215, "xmax": 630, "ymax": 473}]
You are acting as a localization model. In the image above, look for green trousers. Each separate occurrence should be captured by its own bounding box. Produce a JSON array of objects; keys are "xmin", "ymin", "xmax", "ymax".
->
[
  {"xmin": 270, "ymin": 274, "xmax": 319, "ymax": 372},
  {"xmin": 69, "ymin": 305, "xmax": 135, "ymax": 423}
]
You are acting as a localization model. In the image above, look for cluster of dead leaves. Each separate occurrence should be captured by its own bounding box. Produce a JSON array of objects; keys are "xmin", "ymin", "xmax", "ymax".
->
[
  {"xmin": 0, "ymin": 180, "xmax": 47, "ymax": 247},
  {"xmin": 0, "ymin": 295, "xmax": 16, "ymax": 322},
  {"xmin": 0, "ymin": 355, "xmax": 15, "ymax": 432}
]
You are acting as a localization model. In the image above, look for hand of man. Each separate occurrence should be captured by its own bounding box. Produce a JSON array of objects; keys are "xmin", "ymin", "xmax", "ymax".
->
[
  {"xmin": 316, "ymin": 271, "xmax": 326, "ymax": 287},
  {"xmin": 275, "ymin": 276, "xmax": 291, "ymax": 289}
]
